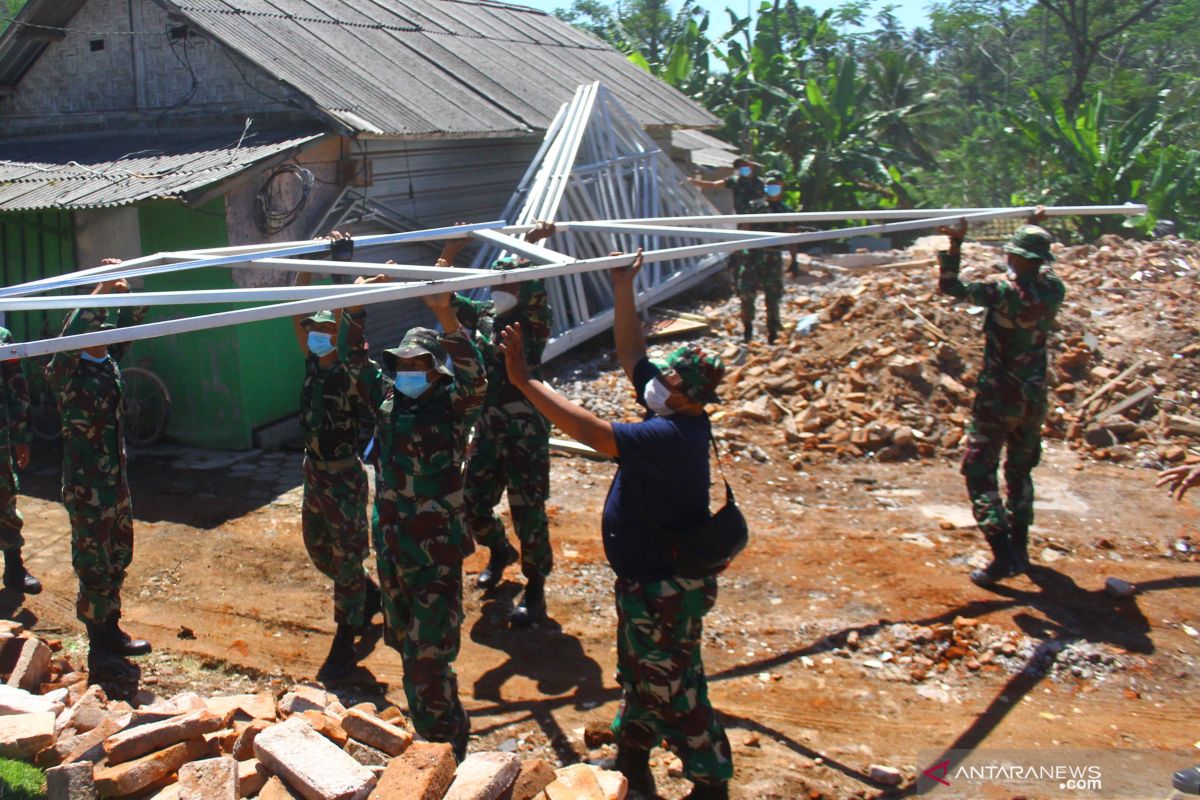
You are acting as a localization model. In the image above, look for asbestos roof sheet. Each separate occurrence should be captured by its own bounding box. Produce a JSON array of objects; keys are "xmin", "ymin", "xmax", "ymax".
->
[
  {"xmin": 164, "ymin": 0, "xmax": 719, "ymax": 136},
  {"xmin": 0, "ymin": 127, "xmax": 325, "ymax": 212}
]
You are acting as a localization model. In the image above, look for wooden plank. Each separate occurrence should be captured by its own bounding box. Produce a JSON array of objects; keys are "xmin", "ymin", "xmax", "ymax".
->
[
  {"xmin": 1095, "ymin": 384, "xmax": 1156, "ymax": 421},
  {"xmin": 549, "ymin": 437, "xmax": 611, "ymax": 460},
  {"xmin": 1077, "ymin": 359, "xmax": 1146, "ymax": 416}
]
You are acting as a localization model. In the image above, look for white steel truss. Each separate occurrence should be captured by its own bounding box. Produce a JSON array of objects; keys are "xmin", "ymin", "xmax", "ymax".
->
[{"xmin": 0, "ymin": 203, "xmax": 1146, "ymax": 361}]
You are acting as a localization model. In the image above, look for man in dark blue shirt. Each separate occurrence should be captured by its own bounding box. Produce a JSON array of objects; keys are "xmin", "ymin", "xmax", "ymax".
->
[{"xmin": 498, "ymin": 250, "xmax": 733, "ymax": 800}]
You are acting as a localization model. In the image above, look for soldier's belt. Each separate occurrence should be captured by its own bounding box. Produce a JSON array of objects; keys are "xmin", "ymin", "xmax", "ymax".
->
[{"xmin": 304, "ymin": 454, "xmax": 362, "ymax": 472}]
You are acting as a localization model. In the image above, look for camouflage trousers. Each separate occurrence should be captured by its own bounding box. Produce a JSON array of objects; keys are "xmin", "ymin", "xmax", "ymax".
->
[
  {"xmin": 0, "ymin": 456, "xmax": 24, "ymax": 551},
  {"xmin": 612, "ymin": 575, "xmax": 733, "ymax": 785},
  {"xmin": 962, "ymin": 391, "xmax": 1046, "ymax": 539},
  {"xmin": 63, "ymin": 480, "xmax": 133, "ymax": 624},
  {"xmin": 302, "ymin": 457, "xmax": 370, "ymax": 627},
  {"xmin": 464, "ymin": 400, "xmax": 552, "ymax": 579},
  {"xmin": 374, "ymin": 495, "xmax": 469, "ymax": 745},
  {"xmin": 737, "ymin": 251, "xmax": 783, "ymax": 338}
]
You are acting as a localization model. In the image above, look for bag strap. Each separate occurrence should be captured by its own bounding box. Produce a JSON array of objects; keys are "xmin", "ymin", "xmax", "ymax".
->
[{"xmin": 709, "ymin": 430, "xmax": 736, "ymax": 503}]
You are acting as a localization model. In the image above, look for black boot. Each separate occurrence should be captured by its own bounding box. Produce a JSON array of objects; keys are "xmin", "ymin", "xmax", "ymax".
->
[
  {"xmin": 316, "ymin": 623, "xmax": 360, "ymax": 682},
  {"xmin": 684, "ymin": 782, "xmax": 730, "ymax": 800},
  {"xmin": 509, "ymin": 576, "xmax": 546, "ymax": 626},
  {"xmin": 1009, "ymin": 527, "xmax": 1030, "ymax": 576},
  {"xmin": 85, "ymin": 622, "xmax": 135, "ymax": 680},
  {"xmin": 476, "ymin": 542, "xmax": 517, "ymax": 590},
  {"xmin": 3, "ymin": 548, "xmax": 42, "ymax": 594},
  {"xmin": 614, "ymin": 746, "xmax": 656, "ymax": 797},
  {"xmin": 106, "ymin": 613, "xmax": 152, "ymax": 657},
  {"xmin": 969, "ymin": 534, "xmax": 1015, "ymax": 587},
  {"xmin": 364, "ymin": 576, "xmax": 382, "ymax": 621}
]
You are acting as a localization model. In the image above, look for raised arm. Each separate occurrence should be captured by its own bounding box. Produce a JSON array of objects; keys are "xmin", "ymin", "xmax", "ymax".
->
[
  {"xmin": 610, "ymin": 249, "xmax": 646, "ymax": 383},
  {"xmin": 936, "ymin": 218, "xmax": 1001, "ymax": 307}
]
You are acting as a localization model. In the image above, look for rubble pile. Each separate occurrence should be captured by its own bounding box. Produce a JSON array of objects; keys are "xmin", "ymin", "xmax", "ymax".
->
[
  {"xmin": 623, "ymin": 234, "xmax": 1199, "ymax": 468},
  {"xmin": 0, "ymin": 621, "xmax": 628, "ymax": 800}
]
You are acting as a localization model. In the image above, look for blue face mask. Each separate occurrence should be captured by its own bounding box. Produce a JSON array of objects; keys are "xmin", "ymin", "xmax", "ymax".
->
[
  {"xmin": 764, "ymin": 184, "xmax": 783, "ymax": 198},
  {"xmin": 394, "ymin": 371, "xmax": 431, "ymax": 399},
  {"xmin": 737, "ymin": 165, "xmax": 752, "ymax": 178},
  {"xmin": 307, "ymin": 331, "xmax": 335, "ymax": 357},
  {"xmin": 80, "ymin": 351, "xmax": 108, "ymax": 364}
]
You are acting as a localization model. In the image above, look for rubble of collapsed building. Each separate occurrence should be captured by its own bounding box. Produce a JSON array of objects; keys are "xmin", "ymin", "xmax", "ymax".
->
[
  {"xmin": 0, "ymin": 620, "xmax": 627, "ymax": 800},
  {"xmin": 556, "ymin": 234, "xmax": 1200, "ymax": 470}
]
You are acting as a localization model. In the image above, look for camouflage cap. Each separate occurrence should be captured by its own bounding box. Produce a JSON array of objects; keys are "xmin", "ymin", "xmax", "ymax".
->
[
  {"xmin": 382, "ymin": 327, "xmax": 453, "ymax": 376},
  {"xmin": 763, "ymin": 169, "xmax": 785, "ymax": 183},
  {"xmin": 300, "ymin": 310, "xmax": 337, "ymax": 329},
  {"xmin": 490, "ymin": 254, "xmax": 528, "ymax": 272},
  {"xmin": 733, "ymin": 154, "xmax": 761, "ymax": 168},
  {"xmin": 651, "ymin": 344, "xmax": 725, "ymax": 404},
  {"xmin": 1002, "ymin": 224, "xmax": 1056, "ymax": 262}
]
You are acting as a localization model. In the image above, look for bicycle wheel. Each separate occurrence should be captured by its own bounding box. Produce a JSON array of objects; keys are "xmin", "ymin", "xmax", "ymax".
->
[{"xmin": 121, "ymin": 367, "xmax": 171, "ymax": 448}]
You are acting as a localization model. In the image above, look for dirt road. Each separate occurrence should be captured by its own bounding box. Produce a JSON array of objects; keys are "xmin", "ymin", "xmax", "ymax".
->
[{"xmin": 6, "ymin": 431, "xmax": 1197, "ymax": 799}]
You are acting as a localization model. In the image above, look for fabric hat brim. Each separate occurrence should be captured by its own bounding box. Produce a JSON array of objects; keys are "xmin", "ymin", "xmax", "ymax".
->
[
  {"xmin": 382, "ymin": 343, "xmax": 453, "ymax": 376},
  {"xmin": 1002, "ymin": 242, "xmax": 1055, "ymax": 262},
  {"xmin": 649, "ymin": 360, "xmax": 720, "ymax": 404}
]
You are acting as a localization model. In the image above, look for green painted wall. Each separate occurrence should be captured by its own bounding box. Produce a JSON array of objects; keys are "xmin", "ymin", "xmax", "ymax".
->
[
  {"xmin": 135, "ymin": 200, "xmax": 304, "ymax": 450},
  {"xmin": 0, "ymin": 211, "xmax": 74, "ymax": 342}
]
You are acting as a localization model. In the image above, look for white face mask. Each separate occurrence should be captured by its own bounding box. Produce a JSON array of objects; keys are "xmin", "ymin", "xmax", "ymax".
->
[
  {"xmin": 643, "ymin": 377, "xmax": 675, "ymax": 416},
  {"xmin": 491, "ymin": 290, "xmax": 518, "ymax": 315}
]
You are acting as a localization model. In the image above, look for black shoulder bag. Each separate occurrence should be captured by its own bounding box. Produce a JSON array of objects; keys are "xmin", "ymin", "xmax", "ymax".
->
[{"xmin": 653, "ymin": 435, "xmax": 749, "ymax": 579}]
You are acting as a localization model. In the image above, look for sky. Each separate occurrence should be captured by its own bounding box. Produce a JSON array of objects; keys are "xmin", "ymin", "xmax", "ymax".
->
[{"xmin": 513, "ymin": 0, "xmax": 936, "ymax": 41}]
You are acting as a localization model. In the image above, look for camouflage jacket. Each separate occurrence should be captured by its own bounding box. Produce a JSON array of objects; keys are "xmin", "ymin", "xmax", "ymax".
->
[
  {"xmin": 452, "ymin": 279, "xmax": 551, "ymax": 405},
  {"xmin": 744, "ymin": 197, "xmax": 793, "ymax": 255},
  {"xmin": 341, "ymin": 323, "xmax": 486, "ymax": 502},
  {"xmin": 0, "ymin": 327, "xmax": 31, "ymax": 453},
  {"xmin": 46, "ymin": 305, "xmax": 147, "ymax": 486},
  {"xmin": 300, "ymin": 317, "xmax": 369, "ymax": 463},
  {"xmin": 723, "ymin": 174, "xmax": 765, "ymax": 213},
  {"xmin": 939, "ymin": 251, "xmax": 1066, "ymax": 401}
]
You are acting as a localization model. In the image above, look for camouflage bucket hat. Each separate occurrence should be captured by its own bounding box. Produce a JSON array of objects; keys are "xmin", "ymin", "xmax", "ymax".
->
[
  {"xmin": 652, "ymin": 344, "xmax": 725, "ymax": 404},
  {"xmin": 763, "ymin": 169, "xmax": 785, "ymax": 183},
  {"xmin": 382, "ymin": 327, "xmax": 453, "ymax": 376},
  {"xmin": 1002, "ymin": 224, "xmax": 1055, "ymax": 262},
  {"xmin": 300, "ymin": 310, "xmax": 337, "ymax": 329}
]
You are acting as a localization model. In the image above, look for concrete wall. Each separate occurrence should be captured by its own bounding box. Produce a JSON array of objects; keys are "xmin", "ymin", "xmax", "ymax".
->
[{"xmin": 1, "ymin": 0, "xmax": 296, "ymax": 133}]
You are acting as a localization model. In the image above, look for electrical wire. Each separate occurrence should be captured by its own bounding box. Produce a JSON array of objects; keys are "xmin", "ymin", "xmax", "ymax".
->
[{"xmin": 254, "ymin": 164, "xmax": 314, "ymax": 235}]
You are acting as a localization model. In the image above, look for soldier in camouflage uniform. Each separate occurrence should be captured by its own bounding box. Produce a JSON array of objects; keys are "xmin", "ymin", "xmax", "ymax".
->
[
  {"xmin": 446, "ymin": 222, "xmax": 556, "ymax": 626},
  {"xmin": 690, "ymin": 154, "xmax": 765, "ymax": 213},
  {"xmin": 496, "ymin": 249, "xmax": 733, "ymax": 800},
  {"xmin": 937, "ymin": 213, "xmax": 1065, "ymax": 586},
  {"xmin": 340, "ymin": 269, "xmax": 486, "ymax": 760},
  {"xmin": 738, "ymin": 171, "xmax": 797, "ymax": 344},
  {"xmin": 45, "ymin": 272, "xmax": 152, "ymax": 676},
  {"xmin": 1, "ymin": 325, "xmax": 42, "ymax": 595},
  {"xmin": 292, "ymin": 231, "xmax": 380, "ymax": 681}
]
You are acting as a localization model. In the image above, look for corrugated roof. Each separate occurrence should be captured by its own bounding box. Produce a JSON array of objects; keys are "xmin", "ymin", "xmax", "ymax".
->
[
  {"xmin": 670, "ymin": 129, "xmax": 737, "ymax": 169},
  {"xmin": 0, "ymin": 127, "xmax": 326, "ymax": 212},
  {"xmin": 161, "ymin": 0, "xmax": 719, "ymax": 136}
]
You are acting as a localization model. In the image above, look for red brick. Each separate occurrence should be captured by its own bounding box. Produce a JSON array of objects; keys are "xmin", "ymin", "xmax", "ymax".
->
[
  {"xmin": 6, "ymin": 637, "xmax": 52, "ymax": 692},
  {"xmin": 104, "ymin": 709, "xmax": 223, "ymax": 765},
  {"xmin": 94, "ymin": 738, "xmax": 208, "ymax": 798},
  {"xmin": 252, "ymin": 717, "xmax": 376, "ymax": 800},
  {"xmin": 178, "ymin": 756, "xmax": 238, "ymax": 800},
  {"xmin": 368, "ymin": 741, "xmax": 456, "ymax": 800},
  {"xmin": 0, "ymin": 710, "xmax": 55, "ymax": 759},
  {"xmin": 340, "ymin": 709, "xmax": 412, "ymax": 756},
  {"xmin": 444, "ymin": 752, "xmax": 521, "ymax": 800}
]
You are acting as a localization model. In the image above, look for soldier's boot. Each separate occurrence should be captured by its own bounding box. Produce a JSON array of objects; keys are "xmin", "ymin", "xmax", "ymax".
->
[
  {"xmin": 1009, "ymin": 527, "xmax": 1030, "ymax": 576},
  {"xmin": 316, "ymin": 623, "xmax": 360, "ymax": 682},
  {"xmin": 451, "ymin": 706, "xmax": 471, "ymax": 762},
  {"xmin": 509, "ymin": 576, "xmax": 546, "ymax": 627},
  {"xmin": 969, "ymin": 534, "xmax": 1016, "ymax": 587},
  {"xmin": 2, "ymin": 548, "xmax": 42, "ymax": 594},
  {"xmin": 741, "ymin": 324, "xmax": 753, "ymax": 343},
  {"xmin": 476, "ymin": 542, "xmax": 518, "ymax": 590},
  {"xmin": 684, "ymin": 782, "xmax": 730, "ymax": 800},
  {"xmin": 364, "ymin": 576, "xmax": 382, "ymax": 621},
  {"xmin": 85, "ymin": 622, "xmax": 135, "ymax": 680},
  {"xmin": 613, "ymin": 746, "xmax": 656, "ymax": 797},
  {"xmin": 105, "ymin": 613, "xmax": 152, "ymax": 657}
]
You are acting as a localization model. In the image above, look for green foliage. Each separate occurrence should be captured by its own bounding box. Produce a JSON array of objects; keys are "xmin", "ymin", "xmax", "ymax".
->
[{"xmin": 0, "ymin": 758, "xmax": 46, "ymax": 800}]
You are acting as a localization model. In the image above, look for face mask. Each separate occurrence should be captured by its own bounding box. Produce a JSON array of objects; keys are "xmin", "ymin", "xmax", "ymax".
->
[
  {"xmin": 307, "ymin": 331, "xmax": 335, "ymax": 357},
  {"xmin": 80, "ymin": 351, "xmax": 108, "ymax": 364},
  {"xmin": 643, "ymin": 377, "xmax": 676, "ymax": 416},
  {"xmin": 394, "ymin": 371, "xmax": 431, "ymax": 399},
  {"xmin": 765, "ymin": 184, "xmax": 783, "ymax": 198},
  {"xmin": 491, "ymin": 290, "xmax": 518, "ymax": 315},
  {"xmin": 737, "ymin": 165, "xmax": 752, "ymax": 178}
]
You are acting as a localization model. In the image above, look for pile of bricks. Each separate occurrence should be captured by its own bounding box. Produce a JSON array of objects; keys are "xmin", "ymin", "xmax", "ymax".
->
[
  {"xmin": 705, "ymin": 235, "xmax": 1200, "ymax": 468},
  {"xmin": 0, "ymin": 621, "xmax": 627, "ymax": 800}
]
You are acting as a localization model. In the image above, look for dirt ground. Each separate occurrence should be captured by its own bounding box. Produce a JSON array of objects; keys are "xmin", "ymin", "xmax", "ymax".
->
[
  {"xmin": 6, "ymin": 419, "xmax": 1197, "ymax": 799},
  {"xmin": 6, "ymin": 243, "xmax": 1200, "ymax": 799}
]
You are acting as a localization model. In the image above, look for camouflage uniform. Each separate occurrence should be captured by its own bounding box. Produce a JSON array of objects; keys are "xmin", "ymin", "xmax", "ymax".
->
[
  {"xmin": 612, "ymin": 575, "xmax": 734, "ymax": 785},
  {"xmin": 46, "ymin": 305, "xmax": 147, "ymax": 625},
  {"xmin": 299, "ymin": 313, "xmax": 371, "ymax": 627},
  {"xmin": 722, "ymin": 174, "xmax": 765, "ymax": 214},
  {"xmin": 342, "ymin": 319, "xmax": 486, "ymax": 745},
  {"xmin": 454, "ymin": 259, "xmax": 554, "ymax": 581},
  {"xmin": 938, "ymin": 246, "xmax": 1065, "ymax": 553},
  {"xmin": 0, "ymin": 327, "xmax": 31, "ymax": 552},
  {"xmin": 738, "ymin": 196, "xmax": 791, "ymax": 341}
]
